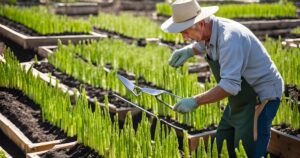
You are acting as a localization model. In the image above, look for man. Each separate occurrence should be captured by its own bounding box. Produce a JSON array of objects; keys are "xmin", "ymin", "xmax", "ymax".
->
[{"xmin": 161, "ymin": 0, "xmax": 284, "ymax": 157}]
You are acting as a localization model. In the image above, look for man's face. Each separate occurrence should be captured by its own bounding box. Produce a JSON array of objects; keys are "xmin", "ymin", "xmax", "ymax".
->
[{"xmin": 181, "ymin": 21, "xmax": 206, "ymax": 42}]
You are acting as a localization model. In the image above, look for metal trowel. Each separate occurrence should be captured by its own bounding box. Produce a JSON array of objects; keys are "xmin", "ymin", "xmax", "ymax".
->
[{"xmin": 118, "ymin": 74, "xmax": 182, "ymax": 110}]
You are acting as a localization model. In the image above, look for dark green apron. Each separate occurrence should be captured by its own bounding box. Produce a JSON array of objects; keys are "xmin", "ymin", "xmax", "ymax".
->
[{"xmin": 205, "ymin": 55, "xmax": 258, "ymax": 158}]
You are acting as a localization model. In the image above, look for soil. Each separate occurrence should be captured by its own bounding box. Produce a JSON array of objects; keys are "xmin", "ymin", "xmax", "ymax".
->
[
  {"xmin": 285, "ymin": 84, "xmax": 300, "ymax": 101},
  {"xmin": 0, "ymin": 129, "xmax": 25, "ymax": 158},
  {"xmin": 40, "ymin": 144, "xmax": 103, "ymax": 158},
  {"xmin": 0, "ymin": 16, "xmax": 89, "ymax": 36},
  {"xmin": 158, "ymin": 115, "xmax": 217, "ymax": 134},
  {"xmin": 33, "ymin": 62, "xmax": 132, "ymax": 108},
  {"xmin": 273, "ymin": 124, "xmax": 300, "ymax": 138},
  {"xmin": 0, "ymin": 87, "xmax": 75, "ymax": 143},
  {"xmin": 0, "ymin": 36, "xmax": 41, "ymax": 62}
]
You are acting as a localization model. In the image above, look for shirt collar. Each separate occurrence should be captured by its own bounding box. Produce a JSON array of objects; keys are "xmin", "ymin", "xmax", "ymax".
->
[{"xmin": 208, "ymin": 16, "xmax": 218, "ymax": 47}]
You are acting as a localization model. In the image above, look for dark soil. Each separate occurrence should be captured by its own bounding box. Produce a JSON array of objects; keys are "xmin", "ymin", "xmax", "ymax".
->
[
  {"xmin": 33, "ymin": 62, "xmax": 132, "ymax": 108},
  {"xmin": 285, "ymin": 84, "xmax": 300, "ymax": 101},
  {"xmin": 0, "ymin": 16, "xmax": 89, "ymax": 36},
  {"xmin": 158, "ymin": 115, "xmax": 217, "ymax": 134},
  {"xmin": 0, "ymin": 35, "xmax": 41, "ymax": 62},
  {"xmin": 0, "ymin": 129, "xmax": 25, "ymax": 158},
  {"xmin": 40, "ymin": 144, "xmax": 103, "ymax": 158},
  {"xmin": 0, "ymin": 87, "xmax": 74, "ymax": 143},
  {"xmin": 273, "ymin": 124, "xmax": 300, "ymax": 138}
]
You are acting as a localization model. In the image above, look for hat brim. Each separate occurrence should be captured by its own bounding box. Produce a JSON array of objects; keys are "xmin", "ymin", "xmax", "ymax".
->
[{"xmin": 161, "ymin": 6, "xmax": 219, "ymax": 33}]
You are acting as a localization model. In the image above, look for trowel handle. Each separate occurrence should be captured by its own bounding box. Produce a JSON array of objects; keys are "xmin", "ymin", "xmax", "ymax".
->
[
  {"xmin": 155, "ymin": 96, "xmax": 175, "ymax": 110},
  {"xmin": 164, "ymin": 91, "xmax": 182, "ymax": 99}
]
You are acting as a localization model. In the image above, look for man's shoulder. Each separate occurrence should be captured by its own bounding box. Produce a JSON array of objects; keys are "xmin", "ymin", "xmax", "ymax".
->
[{"xmin": 214, "ymin": 16, "xmax": 253, "ymax": 42}]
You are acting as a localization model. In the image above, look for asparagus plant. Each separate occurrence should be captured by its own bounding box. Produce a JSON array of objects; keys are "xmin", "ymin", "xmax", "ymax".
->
[
  {"xmin": 264, "ymin": 38, "xmax": 300, "ymax": 87},
  {"xmin": 156, "ymin": 2, "xmax": 296, "ymax": 19},
  {"xmin": 0, "ymin": 147, "xmax": 5, "ymax": 158},
  {"xmin": 0, "ymin": 5, "xmax": 91, "ymax": 34},
  {"xmin": 291, "ymin": 27, "xmax": 300, "ymax": 34},
  {"xmin": 89, "ymin": 12, "xmax": 183, "ymax": 43},
  {"xmin": 49, "ymin": 39, "xmax": 222, "ymax": 130},
  {"xmin": 0, "ymin": 48, "xmax": 184, "ymax": 157},
  {"xmin": 273, "ymin": 95, "xmax": 300, "ymax": 130}
]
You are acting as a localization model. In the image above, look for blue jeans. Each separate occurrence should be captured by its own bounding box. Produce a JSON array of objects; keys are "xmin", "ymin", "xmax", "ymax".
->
[{"xmin": 255, "ymin": 98, "xmax": 280, "ymax": 158}]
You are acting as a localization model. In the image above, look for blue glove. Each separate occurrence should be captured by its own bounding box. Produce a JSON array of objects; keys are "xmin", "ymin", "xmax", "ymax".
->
[
  {"xmin": 168, "ymin": 44, "xmax": 194, "ymax": 68},
  {"xmin": 173, "ymin": 97, "xmax": 198, "ymax": 113}
]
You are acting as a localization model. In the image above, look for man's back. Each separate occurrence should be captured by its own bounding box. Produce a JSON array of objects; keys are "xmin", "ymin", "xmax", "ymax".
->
[{"xmin": 207, "ymin": 16, "xmax": 284, "ymax": 101}]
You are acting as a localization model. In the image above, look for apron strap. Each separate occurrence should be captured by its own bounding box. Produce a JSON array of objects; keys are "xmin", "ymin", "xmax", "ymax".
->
[{"xmin": 253, "ymin": 99, "xmax": 269, "ymax": 141}]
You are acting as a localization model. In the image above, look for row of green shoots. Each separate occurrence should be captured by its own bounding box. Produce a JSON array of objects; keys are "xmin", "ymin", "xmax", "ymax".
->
[
  {"xmin": 89, "ymin": 12, "xmax": 184, "ymax": 43},
  {"xmin": 0, "ymin": 5, "xmax": 183, "ymax": 43},
  {"xmin": 49, "ymin": 39, "xmax": 223, "ymax": 130},
  {"xmin": 0, "ymin": 5, "xmax": 91, "ymax": 35},
  {"xmin": 264, "ymin": 38, "xmax": 300, "ymax": 87},
  {"xmin": 156, "ymin": 2, "xmax": 297, "ymax": 19},
  {"xmin": 291, "ymin": 27, "xmax": 300, "ymax": 35},
  {"xmin": 0, "ymin": 48, "xmax": 248, "ymax": 157}
]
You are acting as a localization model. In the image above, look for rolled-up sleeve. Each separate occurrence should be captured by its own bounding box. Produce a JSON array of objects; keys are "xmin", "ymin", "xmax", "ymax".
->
[{"xmin": 217, "ymin": 33, "xmax": 251, "ymax": 96}]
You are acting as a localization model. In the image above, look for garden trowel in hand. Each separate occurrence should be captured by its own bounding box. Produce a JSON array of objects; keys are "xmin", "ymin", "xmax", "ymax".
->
[{"xmin": 117, "ymin": 74, "xmax": 182, "ymax": 110}]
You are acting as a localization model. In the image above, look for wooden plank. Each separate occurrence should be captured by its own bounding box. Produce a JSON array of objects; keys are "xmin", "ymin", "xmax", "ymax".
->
[
  {"xmin": 0, "ymin": 24, "xmax": 105, "ymax": 50},
  {"xmin": 0, "ymin": 113, "xmax": 32, "ymax": 152},
  {"xmin": 268, "ymin": 128, "xmax": 300, "ymax": 158},
  {"xmin": 26, "ymin": 141, "xmax": 77, "ymax": 158},
  {"xmin": 54, "ymin": 2, "xmax": 100, "ymax": 15},
  {"xmin": 241, "ymin": 19, "xmax": 300, "ymax": 30},
  {"xmin": 282, "ymin": 38, "xmax": 300, "ymax": 48},
  {"xmin": 188, "ymin": 130, "xmax": 217, "ymax": 151},
  {"xmin": 29, "ymin": 140, "xmax": 63, "ymax": 153}
]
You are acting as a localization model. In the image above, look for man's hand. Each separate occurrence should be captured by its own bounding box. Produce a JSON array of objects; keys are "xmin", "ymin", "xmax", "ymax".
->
[
  {"xmin": 173, "ymin": 97, "xmax": 198, "ymax": 113},
  {"xmin": 169, "ymin": 45, "xmax": 194, "ymax": 68}
]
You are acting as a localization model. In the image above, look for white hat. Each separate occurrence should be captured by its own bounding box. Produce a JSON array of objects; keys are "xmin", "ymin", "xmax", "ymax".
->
[{"xmin": 161, "ymin": 0, "xmax": 218, "ymax": 33}]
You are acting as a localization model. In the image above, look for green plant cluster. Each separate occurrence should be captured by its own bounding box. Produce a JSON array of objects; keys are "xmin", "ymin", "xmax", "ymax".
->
[
  {"xmin": 0, "ymin": 48, "xmax": 182, "ymax": 157},
  {"xmin": 0, "ymin": 5, "xmax": 91, "ymax": 35},
  {"xmin": 291, "ymin": 27, "xmax": 300, "ymax": 34},
  {"xmin": 156, "ymin": 2, "xmax": 297, "ymax": 19},
  {"xmin": 89, "ymin": 12, "xmax": 183, "ymax": 43},
  {"xmin": 273, "ymin": 95, "xmax": 300, "ymax": 129},
  {"xmin": 0, "ymin": 147, "xmax": 6, "ymax": 158},
  {"xmin": 0, "ymin": 49, "xmax": 240, "ymax": 157},
  {"xmin": 264, "ymin": 38, "xmax": 300, "ymax": 87},
  {"xmin": 49, "ymin": 39, "xmax": 222, "ymax": 130}
]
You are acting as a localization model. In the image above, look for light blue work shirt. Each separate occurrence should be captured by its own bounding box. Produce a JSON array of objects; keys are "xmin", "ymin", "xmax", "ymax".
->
[{"xmin": 195, "ymin": 16, "xmax": 284, "ymax": 102}]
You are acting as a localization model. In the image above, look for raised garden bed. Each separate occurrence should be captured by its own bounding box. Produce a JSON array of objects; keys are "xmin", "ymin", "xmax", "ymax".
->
[
  {"xmin": 114, "ymin": 93, "xmax": 217, "ymax": 151},
  {"xmin": 0, "ymin": 16, "xmax": 105, "ymax": 50},
  {"xmin": 39, "ymin": 45, "xmax": 209, "ymax": 80},
  {"xmin": 0, "ymin": 87, "xmax": 74, "ymax": 153},
  {"xmin": 21, "ymin": 61, "xmax": 140, "ymax": 121},
  {"xmin": 53, "ymin": 2, "xmax": 100, "ymax": 15},
  {"xmin": 268, "ymin": 128, "xmax": 300, "ymax": 158},
  {"xmin": 120, "ymin": 0, "xmax": 157, "ymax": 11},
  {"xmin": 37, "ymin": 45, "xmax": 218, "ymax": 151}
]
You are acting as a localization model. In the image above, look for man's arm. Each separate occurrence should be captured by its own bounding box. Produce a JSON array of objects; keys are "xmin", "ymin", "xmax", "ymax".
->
[{"xmin": 194, "ymin": 86, "xmax": 231, "ymax": 106}]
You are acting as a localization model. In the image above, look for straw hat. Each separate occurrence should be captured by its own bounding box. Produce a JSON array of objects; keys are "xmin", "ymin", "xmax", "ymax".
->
[{"xmin": 161, "ymin": 0, "xmax": 218, "ymax": 33}]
